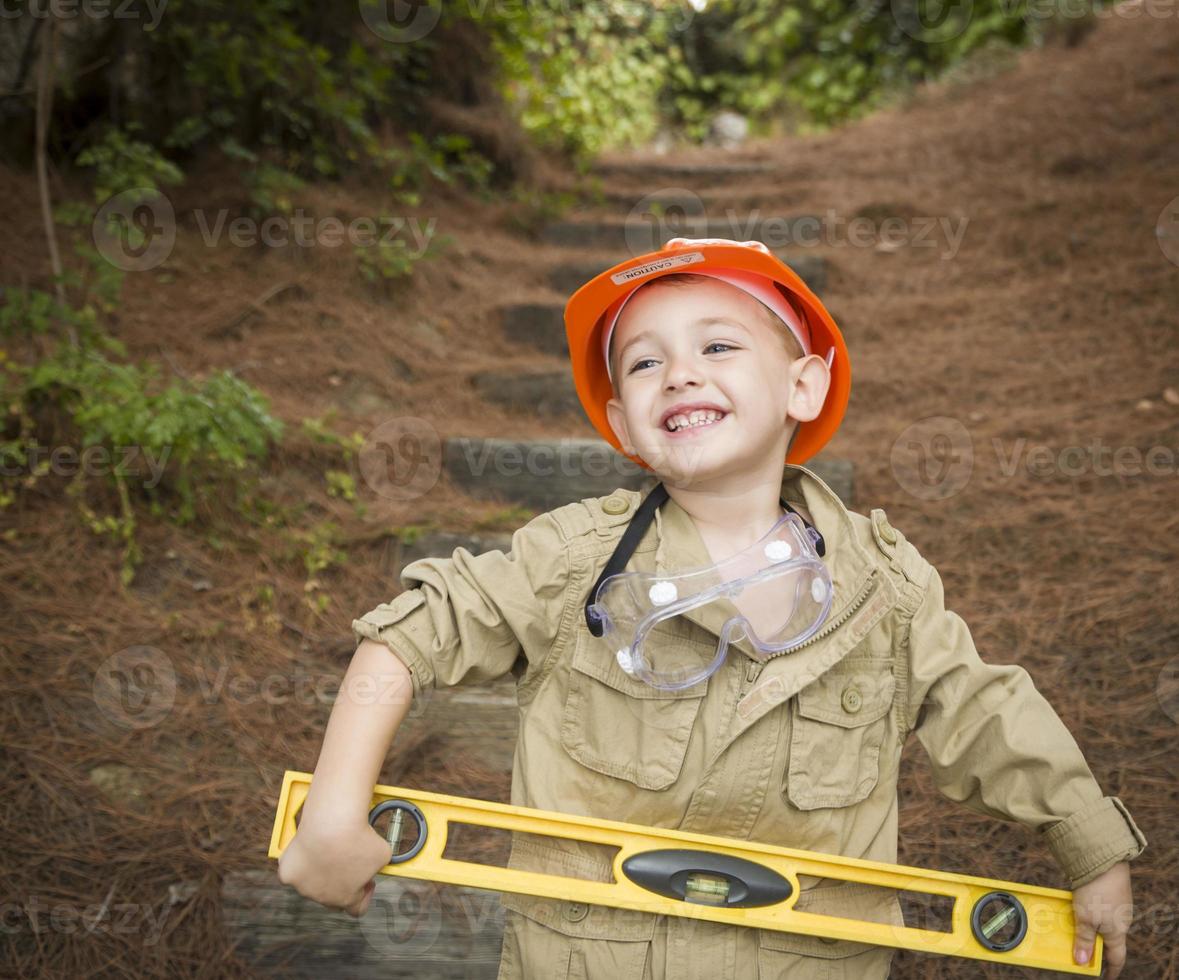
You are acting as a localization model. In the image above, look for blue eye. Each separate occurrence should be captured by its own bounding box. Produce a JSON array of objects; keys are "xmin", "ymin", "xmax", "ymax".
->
[{"xmin": 626, "ymin": 343, "xmax": 736, "ymax": 375}]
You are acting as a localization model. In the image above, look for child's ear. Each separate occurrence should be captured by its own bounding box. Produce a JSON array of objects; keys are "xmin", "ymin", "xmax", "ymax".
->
[
  {"xmin": 605, "ymin": 397, "xmax": 635, "ymax": 455},
  {"xmin": 786, "ymin": 353, "xmax": 832, "ymax": 424}
]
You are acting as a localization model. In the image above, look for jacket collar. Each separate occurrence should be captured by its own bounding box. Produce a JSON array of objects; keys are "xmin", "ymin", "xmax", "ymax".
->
[{"xmin": 642, "ymin": 464, "xmax": 896, "ymax": 667}]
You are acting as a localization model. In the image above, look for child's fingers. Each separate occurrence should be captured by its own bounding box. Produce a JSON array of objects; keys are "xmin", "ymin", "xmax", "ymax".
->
[
  {"xmin": 347, "ymin": 878, "xmax": 377, "ymax": 918},
  {"xmin": 1072, "ymin": 913, "xmax": 1098, "ymax": 966},
  {"xmin": 1101, "ymin": 931, "xmax": 1127, "ymax": 979},
  {"xmin": 347, "ymin": 826, "xmax": 395, "ymax": 917}
]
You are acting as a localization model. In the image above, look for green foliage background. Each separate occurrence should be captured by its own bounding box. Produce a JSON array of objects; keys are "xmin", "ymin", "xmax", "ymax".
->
[
  {"xmin": 666, "ymin": 0, "xmax": 1097, "ymax": 138},
  {"xmin": 2, "ymin": 0, "xmax": 1098, "ymax": 173}
]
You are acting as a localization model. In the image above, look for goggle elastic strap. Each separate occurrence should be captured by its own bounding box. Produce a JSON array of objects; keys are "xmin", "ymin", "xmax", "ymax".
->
[{"xmin": 584, "ymin": 482, "xmax": 825, "ymax": 638}]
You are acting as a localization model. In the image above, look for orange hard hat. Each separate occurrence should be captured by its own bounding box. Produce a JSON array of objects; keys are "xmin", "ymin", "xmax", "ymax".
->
[{"xmin": 564, "ymin": 238, "xmax": 850, "ymax": 470}]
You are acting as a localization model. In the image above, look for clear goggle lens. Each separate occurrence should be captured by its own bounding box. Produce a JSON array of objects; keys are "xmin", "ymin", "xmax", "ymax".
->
[{"xmin": 588, "ymin": 512, "xmax": 833, "ymax": 691}]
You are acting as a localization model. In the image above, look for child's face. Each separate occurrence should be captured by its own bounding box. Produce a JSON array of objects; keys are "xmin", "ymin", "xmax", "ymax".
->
[{"xmin": 604, "ymin": 277, "xmax": 830, "ymax": 486}]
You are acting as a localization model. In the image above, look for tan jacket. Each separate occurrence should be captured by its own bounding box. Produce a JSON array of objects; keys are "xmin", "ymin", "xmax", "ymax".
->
[{"xmin": 352, "ymin": 463, "xmax": 1147, "ymax": 980}]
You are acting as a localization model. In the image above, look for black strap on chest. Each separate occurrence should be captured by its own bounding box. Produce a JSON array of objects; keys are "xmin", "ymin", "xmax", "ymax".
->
[{"xmin": 584, "ymin": 482, "xmax": 826, "ymax": 637}]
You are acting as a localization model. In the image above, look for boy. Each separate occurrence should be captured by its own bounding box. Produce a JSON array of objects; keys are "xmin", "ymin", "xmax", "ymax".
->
[{"xmin": 278, "ymin": 239, "xmax": 1146, "ymax": 979}]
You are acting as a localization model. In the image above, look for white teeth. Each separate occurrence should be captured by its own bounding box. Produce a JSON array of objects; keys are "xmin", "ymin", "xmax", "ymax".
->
[{"xmin": 665, "ymin": 410, "xmax": 724, "ymax": 432}]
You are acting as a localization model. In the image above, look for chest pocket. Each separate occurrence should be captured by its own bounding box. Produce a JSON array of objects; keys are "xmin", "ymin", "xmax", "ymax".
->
[
  {"xmin": 559, "ymin": 617, "xmax": 712, "ymax": 791},
  {"xmin": 784, "ymin": 654, "xmax": 897, "ymax": 810}
]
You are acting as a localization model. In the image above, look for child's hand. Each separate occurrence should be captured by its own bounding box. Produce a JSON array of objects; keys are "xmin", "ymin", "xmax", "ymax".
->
[
  {"xmin": 1072, "ymin": 861, "xmax": 1134, "ymax": 977},
  {"xmin": 276, "ymin": 813, "xmax": 394, "ymax": 917}
]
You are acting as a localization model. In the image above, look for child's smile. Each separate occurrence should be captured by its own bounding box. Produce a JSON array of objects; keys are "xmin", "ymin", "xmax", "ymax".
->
[
  {"xmin": 662, "ymin": 415, "xmax": 728, "ymax": 437},
  {"xmin": 660, "ymin": 403, "xmax": 730, "ymax": 437}
]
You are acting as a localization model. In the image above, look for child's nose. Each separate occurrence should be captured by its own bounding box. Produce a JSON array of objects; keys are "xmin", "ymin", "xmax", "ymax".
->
[{"xmin": 662, "ymin": 351, "xmax": 706, "ymax": 389}]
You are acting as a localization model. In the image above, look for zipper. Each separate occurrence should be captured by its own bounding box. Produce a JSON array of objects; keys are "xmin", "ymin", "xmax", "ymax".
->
[
  {"xmin": 759, "ymin": 567, "xmax": 881, "ymax": 664},
  {"xmin": 735, "ymin": 654, "xmax": 764, "ymax": 705}
]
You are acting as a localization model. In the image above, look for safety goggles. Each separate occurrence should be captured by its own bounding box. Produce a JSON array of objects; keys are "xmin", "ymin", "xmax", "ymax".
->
[{"xmin": 585, "ymin": 498, "xmax": 833, "ymax": 691}]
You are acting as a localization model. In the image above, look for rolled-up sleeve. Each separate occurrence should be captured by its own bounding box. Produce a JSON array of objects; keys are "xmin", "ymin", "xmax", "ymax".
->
[
  {"xmin": 351, "ymin": 510, "xmax": 572, "ymax": 698},
  {"xmin": 904, "ymin": 560, "xmax": 1147, "ymax": 889}
]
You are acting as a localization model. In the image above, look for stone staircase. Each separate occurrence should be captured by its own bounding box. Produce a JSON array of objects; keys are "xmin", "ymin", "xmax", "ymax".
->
[{"xmin": 235, "ymin": 161, "xmax": 851, "ymax": 976}]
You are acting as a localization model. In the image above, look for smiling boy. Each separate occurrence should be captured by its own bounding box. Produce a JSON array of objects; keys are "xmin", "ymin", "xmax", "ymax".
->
[{"xmin": 280, "ymin": 238, "xmax": 1146, "ymax": 979}]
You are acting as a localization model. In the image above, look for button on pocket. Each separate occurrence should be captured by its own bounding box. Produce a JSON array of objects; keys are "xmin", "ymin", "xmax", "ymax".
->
[
  {"xmin": 840, "ymin": 685, "xmax": 863, "ymax": 714},
  {"xmin": 560, "ymin": 620, "xmax": 711, "ymax": 791},
  {"xmin": 784, "ymin": 656, "xmax": 896, "ymax": 810},
  {"xmin": 602, "ymin": 496, "xmax": 631, "ymax": 515}
]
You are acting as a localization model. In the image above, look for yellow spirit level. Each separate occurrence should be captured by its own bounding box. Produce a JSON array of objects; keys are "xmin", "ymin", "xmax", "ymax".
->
[{"xmin": 268, "ymin": 770, "xmax": 1099, "ymax": 974}]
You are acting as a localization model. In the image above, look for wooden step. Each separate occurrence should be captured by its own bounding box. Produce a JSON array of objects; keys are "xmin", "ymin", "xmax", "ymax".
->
[
  {"xmin": 407, "ymin": 679, "xmax": 519, "ymax": 774},
  {"xmin": 222, "ymin": 870, "xmax": 506, "ymax": 979},
  {"xmin": 443, "ymin": 437, "xmax": 854, "ymax": 512},
  {"xmin": 395, "ymin": 530, "xmax": 514, "ymax": 569},
  {"xmin": 596, "ymin": 189, "xmax": 712, "ymax": 214},
  {"xmin": 549, "ymin": 251, "xmax": 828, "ymax": 297},
  {"xmin": 498, "ymin": 303, "xmax": 567, "ymax": 356},
  {"xmin": 593, "ymin": 159, "xmax": 776, "ymax": 180},
  {"xmin": 470, "ymin": 370, "xmax": 581, "ymax": 417},
  {"xmin": 443, "ymin": 437, "xmax": 649, "ymax": 511}
]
